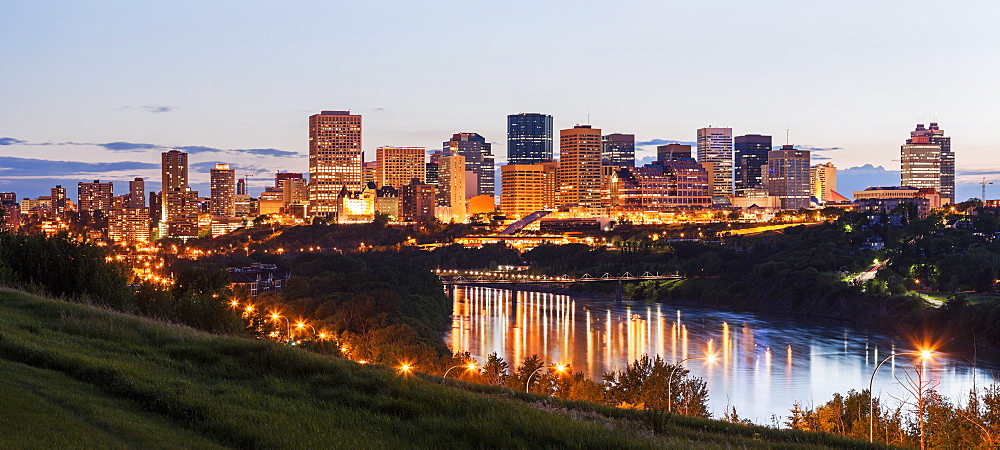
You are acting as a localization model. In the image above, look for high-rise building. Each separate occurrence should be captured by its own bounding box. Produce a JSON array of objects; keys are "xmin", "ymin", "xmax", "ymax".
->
[
  {"xmin": 656, "ymin": 144, "xmax": 692, "ymax": 162},
  {"xmin": 507, "ymin": 113, "xmax": 553, "ymax": 164},
  {"xmin": 128, "ymin": 178, "xmax": 145, "ymax": 209},
  {"xmin": 51, "ymin": 185, "xmax": 67, "ymax": 214},
  {"xmin": 601, "ymin": 133, "xmax": 635, "ymax": 167},
  {"xmin": 904, "ymin": 122, "xmax": 952, "ymax": 204},
  {"xmin": 500, "ymin": 162, "xmax": 559, "ymax": 218},
  {"xmin": 361, "ymin": 161, "xmax": 378, "ymax": 187},
  {"xmin": 697, "ymin": 127, "xmax": 734, "ymax": 196},
  {"xmin": 308, "ymin": 110, "xmax": 362, "ymax": 216},
  {"xmin": 161, "ymin": 149, "xmax": 198, "ymax": 237},
  {"xmin": 77, "ymin": 180, "xmax": 113, "ymax": 212},
  {"xmin": 734, "ymin": 134, "xmax": 772, "ymax": 195},
  {"xmin": 236, "ymin": 178, "xmax": 247, "ymax": 196},
  {"xmin": 401, "ymin": 179, "xmax": 436, "ymax": 222},
  {"xmin": 210, "ymin": 164, "xmax": 236, "ymax": 217},
  {"xmin": 767, "ymin": 145, "xmax": 811, "ymax": 210},
  {"xmin": 610, "ymin": 161, "xmax": 711, "ymax": 209},
  {"xmin": 444, "ymin": 133, "xmax": 494, "ymax": 197},
  {"xmin": 376, "ymin": 146, "xmax": 426, "ymax": 191},
  {"xmin": 810, "ymin": 163, "xmax": 837, "ymax": 203},
  {"xmin": 558, "ymin": 125, "xmax": 603, "ymax": 209},
  {"xmin": 108, "ymin": 208, "xmax": 150, "ymax": 243},
  {"xmin": 425, "ymin": 151, "xmax": 442, "ymax": 186},
  {"xmin": 437, "ymin": 153, "xmax": 467, "ymax": 222}
]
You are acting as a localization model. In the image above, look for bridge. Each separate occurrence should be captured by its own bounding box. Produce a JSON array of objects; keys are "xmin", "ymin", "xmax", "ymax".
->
[{"xmin": 438, "ymin": 271, "xmax": 682, "ymax": 285}]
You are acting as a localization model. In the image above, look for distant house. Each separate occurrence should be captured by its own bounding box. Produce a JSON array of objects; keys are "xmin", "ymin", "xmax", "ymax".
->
[
  {"xmin": 861, "ymin": 236, "xmax": 885, "ymax": 251},
  {"xmin": 228, "ymin": 263, "xmax": 289, "ymax": 297}
]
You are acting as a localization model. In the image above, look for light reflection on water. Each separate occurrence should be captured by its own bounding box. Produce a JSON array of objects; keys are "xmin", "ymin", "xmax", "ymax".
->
[{"xmin": 446, "ymin": 286, "xmax": 999, "ymax": 424}]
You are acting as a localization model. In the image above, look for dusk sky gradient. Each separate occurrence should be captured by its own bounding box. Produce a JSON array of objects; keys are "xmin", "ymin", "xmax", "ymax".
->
[{"xmin": 2, "ymin": 0, "xmax": 997, "ymax": 200}]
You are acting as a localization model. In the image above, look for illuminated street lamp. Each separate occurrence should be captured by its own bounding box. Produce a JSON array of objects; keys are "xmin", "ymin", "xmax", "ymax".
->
[
  {"xmin": 270, "ymin": 313, "xmax": 291, "ymax": 339},
  {"xmin": 667, "ymin": 354, "xmax": 717, "ymax": 413},
  {"xmin": 525, "ymin": 364, "xmax": 568, "ymax": 393},
  {"xmin": 443, "ymin": 362, "xmax": 478, "ymax": 381},
  {"xmin": 398, "ymin": 363, "xmax": 414, "ymax": 374},
  {"xmin": 868, "ymin": 349, "xmax": 934, "ymax": 443}
]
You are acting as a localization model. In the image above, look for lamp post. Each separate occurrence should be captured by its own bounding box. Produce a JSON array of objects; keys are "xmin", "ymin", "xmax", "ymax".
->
[
  {"xmin": 868, "ymin": 349, "xmax": 933, "ymax": 443},
  {"xmin": 270, "ymin": 313, "xmax": 291, "ymax": 340},
  {"xmin": 443, "ymin": 362, "xmax": 477, "ymax": 381},
  {"xmin": 526, "ymin": 364, "xmax": 568, "ymax": 393},
  {"xmin": 667, "ymin": 354, "xmax": 716, "ymax": 413}
]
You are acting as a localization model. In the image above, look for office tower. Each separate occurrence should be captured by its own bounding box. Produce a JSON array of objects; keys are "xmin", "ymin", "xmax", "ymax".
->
[
  {"xmin": 274, "ymin": 173, "xmax": 307, "ymax": 208},
  {"xmin": 161, "ymin": 149, "xmax": 198, "ymax": 237},
  {"xmin": 376, "ymin": 146, "xmax": 426, "ymax": 190},
  {"xmin": 108, "ymin": 208, "xmax": 150, "ymax": 243},
  {"xmin": 766, "ymin": 145, "xmax": 811, "ymax": 210},
  {"xmin": 437, "ymin": 153, "xmax": 467, "ymax": 221},
  {"xmin": 507, "ymin": 113, "xmax": 553, "ymax": 164},
  {"xmin": 401, "ymin": 179, "xmax": 436, "ymax": 222},
  {"xmin": 361, "ymin": 161, "xmax": 378, "ymax": 186},
  {"xmin": 128, "ymin": 178, "xmax": 145, "ymax": 209},
  {"xmin": 51, "ymin": 185, "xmax": 67, "ymax": 214},
  {"xmin": 425, "ymin": 151, "xmax": 441, "ymax": 186},
  {"xmin": 77, "ymin": 180, "xmax": 113, "ymax": 212},
  {"xmin": 500, "ymin": 162, "xmax": 559, "ymax": 217},
  {"xmin": 656, "ymin": 144, "xmax": 692, "ymax": 162},
  {"xmin": 558, "ymin": 125, "xmax": 603, "ymax": 209},
  {"xmin": 275, "ymin": 172, "xmax": 303, "ymax": 188},
  {"xmin": 601, "ymin": 133, "xmax": 635, "ymax": 167},
  {"xmin": 210, "ymin": 164, "xmax": 236, "ymax": 217},
  {"xmin": 308, "ymin": 110, "xmax": 362, "ymax": 216},
  {"xmin": 697, "ymin": 127, "xmax": 734, "ymax": 196},
  {"xmin": 734, "ymin": 134, "xmax": 772, "ymax": 195},
  {"xmin": 0, "ymin": 192, "xmax": 15, "ymax": 206},
  {"xmin": 810, "ymin": 162, "xmax": 837, "ymax": 202},
  {"xmin": 236, "ymin": 178, "xmax": 247, "ymax": 196},
  {"xmin": 148, "ymin": 192, "xmax": 161, "ymax": 227},
  {"xmin": 905, "ymin": 122, "xmax": 953, "ymax": 204},
  {"xmin": 444, "ymin": 133, "xmax": 495, "ymax": 197}
]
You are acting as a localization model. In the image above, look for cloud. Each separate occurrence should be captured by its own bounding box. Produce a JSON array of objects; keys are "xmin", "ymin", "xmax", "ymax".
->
[
  {"xmin": 0, "ymin": 156, "xmax": 158, "ymax": 176},
  {"xmin": 176, "ymin": 145, "xmax": 223, "ymax": 154},
  {"xmin": 636, "ymin": 139, "xmax": 696, "ymax": 147},
  {"xmin": 957, "ymin": 170, "xmax": 1000, "ymax": 177},
  {"xmin": 795, "ymin": 145, "xmax": 842, "ymax": 153},
  {"xmin": 100, "ymin": 142, "xmax": 160, "ymax": 151},
  {"xmin": 141, "ymin": 105, "xmax": 175, "ymax": 113},
  {"xmin": 812, "ymin": 155, "xmax": 832, "ymax": 160},
  {"xmin": 372, "ymin": 107, "xmax": 386, "ymax": 111},
  {"xmin": 843, "ymin": 164, "xmax": 895, "ymax": 173},
  {"xmin": 240, "ymin": 148, "xmax": 300, "ymax": 157},
  {"xmin": 0, "ymin": 137, "xmax": 27, "ymax": 145}
]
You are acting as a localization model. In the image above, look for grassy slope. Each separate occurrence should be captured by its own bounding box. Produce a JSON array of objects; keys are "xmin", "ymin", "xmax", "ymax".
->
[{"xmin": 0, "ymin": 289, "xmax": 879, "ymax": 448}]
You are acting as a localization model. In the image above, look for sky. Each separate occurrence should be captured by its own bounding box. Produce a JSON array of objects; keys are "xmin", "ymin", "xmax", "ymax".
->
[{"xmin": 1, "ymin": 0, "xmax": 998, "ymax": 201}]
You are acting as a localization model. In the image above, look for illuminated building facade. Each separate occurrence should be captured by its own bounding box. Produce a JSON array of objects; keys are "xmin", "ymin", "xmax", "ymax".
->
[
  {"xmin": 444, "ymin": 133, "xmax": 494, "ymax": 197},
  {"xmin": 500, "ymin": 162, "xmax": 559, "ymax": 217},
  {"xmin": 697, "ymin": 127, "xmax": 734, "ymax": 196},
  {"xmin": 309, "ymin": 110, "xmax": 362, "ymax": 216},
  {"xmin": 77, "ymin": 180, "xmax": 113, "ymax": 212},
  {"xmin": 128, "ymin": 178, "xmax": 145, "ymax": 209},
  {"xmin": 766, "ymin": 145, "xmax": 811, "ymax": 210},
  {"xmin": 901, "ymin": 134, "xmax": 943, "ymax": 200},
  {"xmin": 210, "ymin": 164, "xmax": 236, "ymax": 217},
  {"xmin": 161, "ymin": 150, "xmax": 199, "ymax": 237},
  {"xmin": 507, "ymin": 113, "xmax": 553, "ymax": 164},
  {"xmin": 437, "ymin": 153, "xmax": 467, "ymax": 222},
  {"xmin": 601, "ymin": 133, "xmax": 635, "ymax": 167},
  {"xmin": 906, "ymin": 122, "xmax": 953, "ymax": 204},
  {"xmin": 809, "ymin": 162, "xmax": 837, "ymax": 202},
  {"xmin": 401, "ymin": 179, "xmax": 436, "ymax": 222},
  {"xmin": 609, "ymin": 160, "xmax": 711, "ymax": 209},
  {"xmin": 734, "ymin": 134, "xmax": 771, "ymax": 195},
  {"xmin": 657, "ymin": 143, "xmax": 691, "ymax": 162},
  {"xmin": 558, "ymin": 125, "xmax": 603, "ymax": 209},
  {"xmin": 376, "ymin": 146, "xmax": 425, "ymax": 190}
]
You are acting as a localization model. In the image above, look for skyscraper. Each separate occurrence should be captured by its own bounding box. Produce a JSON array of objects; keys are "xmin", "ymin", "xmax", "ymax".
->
[
  {"xmin": 904, "ymin": 122, "xmax": 953, "ymax": 204},
  {"xmin": 734, "ymin": 134, "xmax": 772, "ymax": 195},
  {"xmin": 601, "ymin": 133, "xmax": 635, "ymax": 167},
  {"xmin": 507, "ymin": 113, "xmax": 553, "ymax": 164},
  {"xmin": 558, "ymin": 125, "xmax": 603, "ymax": 209},
  {"xmin": 500, "ymin": 161, "xmax": 559, "ymax": 217},
  {"xmin": 656, "ymin": 144, "xmax": 692, "ymax": 162},
  {"xmin": 309, "ymin": 110, "xmax": 362, "ymax": 216},
  {"xmin": 161, "ymin": 149, "xmax": 198, "ymax": 237},
  {"xmin": 77, "ymin": 180, "xmax": 113, "ymax": 212},
  {"xmin": 810, "ymin": 163, "xmax": 837, "ymax": 203},
  {"xmin": 698, "ymin": 128, "xmax": 733, "ymax": 195},
  {"xmin": 437, "ymin": 153, "xmax": 467, "ymax": 222},
  {"xmin": 128, "ymin": 177, "xmax": 145, "ymax": 209},
  {"xmin": 697, "ymin": 127, "xmax": 734, "ymax": 197},
  {"xmin": 376, "ymin": 146, "xmax": 426, "ymax": 191},
  {"xmin": 444, "ymin": 133, "xmax": 495, "ymax": 197},
  {"xmin": 767, "ymin": 145, "xmax": 811, "ymax": 210},
  {"xmin": 210, "ymin": 164, "xmax": 236, "ymax": 217}
]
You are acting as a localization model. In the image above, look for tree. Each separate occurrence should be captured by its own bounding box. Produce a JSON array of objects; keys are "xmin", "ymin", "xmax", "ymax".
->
[{"xmin": 480, "ymin": 352, "xmax": 509, "ymax": 386}]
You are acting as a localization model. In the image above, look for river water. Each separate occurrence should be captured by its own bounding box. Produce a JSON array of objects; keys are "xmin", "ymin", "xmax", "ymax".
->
[{"xmin": 445, "ymin": 286, "xmax": 999, "ymax": 424}]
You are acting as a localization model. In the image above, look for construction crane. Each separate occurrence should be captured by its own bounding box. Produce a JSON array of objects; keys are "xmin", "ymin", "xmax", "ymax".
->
[{"xmin": 979, "ymin": 177, "xmax": 993, "ymax": 202}]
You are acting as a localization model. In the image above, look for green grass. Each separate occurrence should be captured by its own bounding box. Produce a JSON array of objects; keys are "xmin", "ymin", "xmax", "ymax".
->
[
  {"xmin": 0, "ymin": 288, "xmax": 882, "ymax": 448},
  {"xmin": 919, "ymin": 290, "xmax": 1000, "ymax": 305}
]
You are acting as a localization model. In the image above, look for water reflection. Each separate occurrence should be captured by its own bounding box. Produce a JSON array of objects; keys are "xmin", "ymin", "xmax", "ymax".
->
[{"xmin": 446, "ymin": 286, "xmax": 998, "ymax": 424}]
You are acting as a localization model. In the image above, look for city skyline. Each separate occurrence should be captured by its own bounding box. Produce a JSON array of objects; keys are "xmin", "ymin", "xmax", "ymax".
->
[{"xmin": 2, "ymin": 1, "xmax": 997, "ymax": 201}]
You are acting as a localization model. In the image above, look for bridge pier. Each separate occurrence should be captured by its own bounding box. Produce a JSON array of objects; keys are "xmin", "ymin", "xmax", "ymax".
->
[{"xmin": 615, "ymin": 279, "xmax": 623, "ymax": 302}]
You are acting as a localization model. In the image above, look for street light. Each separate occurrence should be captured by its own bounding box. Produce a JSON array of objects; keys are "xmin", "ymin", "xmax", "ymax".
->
[
  {"xmin": 525, "ymin": 364, "xmax": 568, "ymax": 393},
  {"xmin": 868, "ymin": 349, "xmax": 934, "ymax": 443},
  {"xmin": 270, "ymin": 313, "xmax": 291, "ymax": 339},
  {"xmin": 667, "ymin": 354, "xmax": 717, "ymax": 413},
  {"xmin": 443, "ymin": 362, "xmax": 478, "ymax": 381},
  {"xmin": 398, "ymin": 363, "xmax": 414, "ymax": 374}
]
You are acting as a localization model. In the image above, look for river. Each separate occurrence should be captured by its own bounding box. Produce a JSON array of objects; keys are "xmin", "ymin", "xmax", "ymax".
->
[{"xmin": 445, "ymin": 286, "xmax": 998, "ymax": 424}]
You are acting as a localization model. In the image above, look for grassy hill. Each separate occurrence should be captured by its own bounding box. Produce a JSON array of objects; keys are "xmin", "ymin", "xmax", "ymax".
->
[{"xmin": 0, "ymin": 288, "xmax": 879, "ymax": 448}]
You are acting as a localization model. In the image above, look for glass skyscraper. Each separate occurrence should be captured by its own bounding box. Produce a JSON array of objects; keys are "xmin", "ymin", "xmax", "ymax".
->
[
  {"xmin": 734, "ymin": 134, "xmax": 772, "ymax": 195},
  {"xmin": 507, "ymin": 113, "xmax": 553, "ymax": 164}
]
